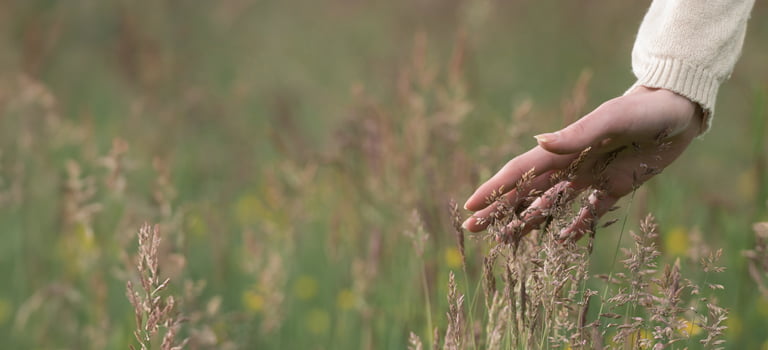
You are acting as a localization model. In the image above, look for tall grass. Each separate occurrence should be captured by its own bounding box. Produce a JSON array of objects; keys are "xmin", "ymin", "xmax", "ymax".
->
[{"xmin": 1, "ymin": 1, "xmax": 767, "ymax": 349}]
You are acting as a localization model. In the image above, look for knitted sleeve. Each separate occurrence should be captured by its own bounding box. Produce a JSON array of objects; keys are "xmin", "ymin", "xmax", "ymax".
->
[{"xmin": 629, "ymin": 0, "xmax": 755, "ymax": 132}]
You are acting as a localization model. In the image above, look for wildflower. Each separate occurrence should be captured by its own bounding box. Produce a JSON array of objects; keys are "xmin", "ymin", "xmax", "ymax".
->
[
  {"xmin": 664, "ymin": 226, "xmax": 689, "ymax": 257},
  {"xmin": 294, "ymin": 275, "xmax": 318, "ymax": 300},
  {"xmin": 737, "ymin": 168, "xmax": 757, "ymax": 201},
  {"xmin": 306, "ymin": 308, "xmax": 330, "ymax": 335},
  {"xmin": 444, "ymin": 247, "xmax": 463, "ymax": 269},
  {"xmin": 677, "ymin": 318, "xmax": 702, "ymax": 336},
  {"xmin": 75, "ymin": 222, "xmax": 96, "ymax": 253},
  {"xmin": 632, "ymin": 329, "xmax": 653, "ymax": 347},
  {"xmin": 0, "ymin": 298, "xmax": 10, "ymax": 326},
  {"xmin": 235, "ymin": 194, "xmax": 267, "ymax": 227},
  {"xmin": 242, "ymin": 288, "xmax": 265, "ymax": 313},
  {"xmin": 336, "ymin": 289, "xmax": 355, "ymax": 310},
  {"xmin": 758, "ymin": 297, "xmax": 768, "ymax": 317},
  {"xmin": 725, "ymin": 313, "xmax": 742, "ymax": 338},
  {"xmin": 184, "ymin": 210, "xmax": 208, "ymax": 237},
  {"xmin": 57, "ymin": 222, "xmax": 98, "ymax": 277}
]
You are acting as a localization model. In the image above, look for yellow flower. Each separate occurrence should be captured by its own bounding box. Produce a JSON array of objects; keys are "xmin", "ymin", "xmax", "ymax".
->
[
  {"xmin": 638, "ymin": 329, "xmax": 652, "ymax": 342},
  {"xmin": 242, "ymin": 289, "xmax": 265, "ymax": 313},
  {"xmin": 57, "ymin": 222, "xmax": 98, "ymax": 276},
  {"xmin": 737, "ymin": 168, "xmax": 757, "ymax": 201},
  {"xmin": 294, "ymin": 275, "xmax": 318, "ymax": 300},
  {"xmin": 76, "ymin": 222, "xmax": 96, "ymax": 252},
  {"xmin": 664, "ymin": 226, "xmax": 689, "ymax": 257},
  {"xmin": 757, "ymin": 297, "xmax": 768, "ymax": 317},
  {"xmin": 444, "ymin": 247, "xmax": 463, "ymax": 268},
  {"xmin": 306, "ymin": 308, "xmax": 330, "ymax": 335},
  {"xmin": 625, "ymin": 329, "xmax": 653, "ymax": 347},
  {"xmin": 726, "ymin": 313, "xmax": 742, "ymax": 338},
  {"xmin": 677, "ymin": 318, "xmax": 702, "ymax": 337},
  {"xmin": 0, "ymin": 298, "xmax": 11, "ymax": 326},
  {"xmin": 762, "ymin": 339, "xmax": 768, "ymax": 350},
  {"xmin": 184, "ymin": 211, "xmax": 208, "ymax": 237},
  {"xmin": 337, "ymin": 289, "xmax": 356, "ymax": 310},
  {"xmin": 235, "ymin": 194, "xmax": 268, "ymax": 227}
]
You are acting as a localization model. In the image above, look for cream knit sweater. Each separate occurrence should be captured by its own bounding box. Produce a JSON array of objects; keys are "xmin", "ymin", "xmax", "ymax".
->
[{"xmin": 630, "ymin": 0, "xmax": 755, "ymax": 131}]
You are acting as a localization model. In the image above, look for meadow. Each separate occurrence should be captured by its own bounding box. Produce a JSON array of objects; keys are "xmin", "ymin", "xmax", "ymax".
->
[{"xmin": 0, "ymin": 0, "xmax": 767, "ymax": 349}]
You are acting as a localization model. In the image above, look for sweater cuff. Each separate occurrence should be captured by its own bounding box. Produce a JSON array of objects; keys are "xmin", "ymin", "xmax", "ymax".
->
[{"xmin": 629, "ymin": 56, "xmax": 719, "ymax": 134}]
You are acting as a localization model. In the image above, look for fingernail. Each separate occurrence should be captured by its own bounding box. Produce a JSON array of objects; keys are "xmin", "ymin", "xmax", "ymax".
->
[
  {"xmin": 534, "ymin": 132, "xmax": 558, "ymax": 143},
  {"xmin": 463, "ymin": 197, "xmax": 474, "ymax": 210},
  {"xmin": 461, "ymin": 217, "xmax": 474, "ymax": 230}
]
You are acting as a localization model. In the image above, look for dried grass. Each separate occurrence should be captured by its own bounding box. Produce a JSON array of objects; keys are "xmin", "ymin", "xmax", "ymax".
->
[
  {"xmin": 420, "ymin": 204, "xmax": 731, "ymax": 349},
  {"xmin": 1, "ymin": 4, "xmax": 755, "ymax": 348},
  {"xmin": 126, "ymin": 223, "xmax": 188, "ymax": 350},
  {"xmin": 745, "ymin": 222, "xmax": 768, "ymax": 299}
]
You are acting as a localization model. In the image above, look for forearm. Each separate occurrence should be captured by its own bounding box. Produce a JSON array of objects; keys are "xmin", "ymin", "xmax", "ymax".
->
[{"xmin": 630, "ymin": 0, "xmax": 755, "ymax": 132}]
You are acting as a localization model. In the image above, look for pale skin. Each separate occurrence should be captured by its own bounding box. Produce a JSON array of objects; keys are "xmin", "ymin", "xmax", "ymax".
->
[{"xmin": 461, "ymin": 86, "xmax": 703, "ymax": 240}]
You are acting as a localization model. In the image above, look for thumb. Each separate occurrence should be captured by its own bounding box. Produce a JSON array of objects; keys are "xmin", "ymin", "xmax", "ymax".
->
[{"xmin": 534, "ymin": 109, "xmax": 618, "ymax": 154}]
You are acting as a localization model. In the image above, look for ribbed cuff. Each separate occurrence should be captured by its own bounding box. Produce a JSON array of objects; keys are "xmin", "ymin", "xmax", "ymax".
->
[{"xmin": 629, "ymin": 56, "xmax": 720, "ymax": 134}]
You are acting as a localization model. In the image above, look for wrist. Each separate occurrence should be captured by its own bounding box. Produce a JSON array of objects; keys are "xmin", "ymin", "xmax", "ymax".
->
[{"xmin": 629, "ymin": 85, "xmax": 706, "ymax": 135}]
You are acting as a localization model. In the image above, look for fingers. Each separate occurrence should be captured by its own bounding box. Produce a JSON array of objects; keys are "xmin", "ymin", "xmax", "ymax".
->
[
  {"xmin": 462, "ymin": 170, "xmax": 556, "ymax": 232},
  {"xmin": 463, "ymin": 147, "xmax": 576, "ymax": 211},
  {"xmin": 501, "ymin": 180, "xmax": 580, "ymax": 237},
  {"xmin": 535, "ymin": 102, "xmax": 623, "ymax": 155},
  {"xmin": 559, "ymin": 190, "xmax": 620, "ymax": 241},
  {"xmin": 537, "ymin": 89, "xmax": 702, "ymax": 156},
  {"xmin": 463, "ymin": 89, "xmax": 700, "ymax": 241}
]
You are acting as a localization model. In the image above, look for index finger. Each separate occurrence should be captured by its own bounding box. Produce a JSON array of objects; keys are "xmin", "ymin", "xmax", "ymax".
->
[{"xmin": 464, "ymin": 146, "xmax": 577, "ymax": 211}]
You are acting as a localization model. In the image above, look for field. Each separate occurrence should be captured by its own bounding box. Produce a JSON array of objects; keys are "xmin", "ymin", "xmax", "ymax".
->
[{"xmin": 1, "ymin": 0, "xmax": 767, "ymax": 349}]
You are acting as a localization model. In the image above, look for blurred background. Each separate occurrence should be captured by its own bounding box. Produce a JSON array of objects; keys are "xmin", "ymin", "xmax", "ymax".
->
[{"xmin": 0, "ymin": 0, "xmax": 766, "ymax": 348}]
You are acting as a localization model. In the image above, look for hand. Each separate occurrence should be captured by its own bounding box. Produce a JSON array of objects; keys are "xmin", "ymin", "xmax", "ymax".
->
[{"xmin": 462, "ymin": 86, "xmax": 703, "ymax": 241}]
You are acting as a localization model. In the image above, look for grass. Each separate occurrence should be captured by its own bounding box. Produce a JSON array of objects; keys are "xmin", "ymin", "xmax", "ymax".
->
[{"xmin": 1, "ymin": 0, "xmax": 767, "ymax": 349}]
